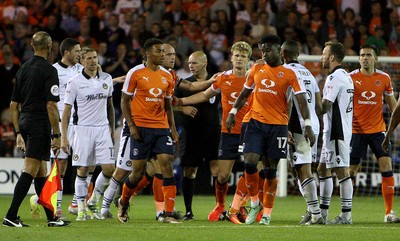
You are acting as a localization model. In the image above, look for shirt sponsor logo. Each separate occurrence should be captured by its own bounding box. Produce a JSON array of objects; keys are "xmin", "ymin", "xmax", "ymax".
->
[
  {"xmin": 86, "ymin": 93, "xmax": 108, "ymax": 101},
  {"xmin": 146, "ymin": 88, "xmax": 163, "ymax": 102},
  {"xmin": 258, "ymin": 79, "xmax": 277, "ymax": 94},
  {"xmin": 358, "ymin": 91, "xmax": 377, "ymax": 104},
  {"xmin": 228, "ymin": 92, "xmax": 238, "ymax": 105},
  {"xmin": 50, "ymin": 85, "xmax": 59, "ymax": 96}
]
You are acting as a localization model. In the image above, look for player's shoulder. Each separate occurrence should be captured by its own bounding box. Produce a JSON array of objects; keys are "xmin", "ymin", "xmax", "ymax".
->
[
  {"xmin": 349, "ymin": 68, "xmax": 360, "ymax": 76},
  {"xmin": 128, "ymin": 64, "xmax": 146, "ymax": 75},
  {"xmin": 98, "ymin": 71, "xmax": 112, "ymax": 82},
  {"xmin": 75, "ymin": 63, "xmax": 84, "ymax": 71},
  {"xmin": 159, "ymin": 65, "xmax": 172, "ymax": 75},
  {"xmin": 52, "ymin": 61, "xmax": 61, "ymax": 69},
  {"xmin": 375, "ymin": 69, "xmax": 391, "ymax": 79},
  {"xmin": 217, "ymin": 70, "xmax": 233, "ymax": 79},
  {"xmin": 280, "ymin": 64, "xmax": 297, "ymax": 77}
]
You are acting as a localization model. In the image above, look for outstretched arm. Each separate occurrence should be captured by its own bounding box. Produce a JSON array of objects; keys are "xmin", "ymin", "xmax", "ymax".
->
[
  {"xmin": 177, "ymin": 87, "xmax": 218, "ymax": 106},
  {"xmin": 178, "ymin": 73, "xmax": 219, "ymax": 92}
]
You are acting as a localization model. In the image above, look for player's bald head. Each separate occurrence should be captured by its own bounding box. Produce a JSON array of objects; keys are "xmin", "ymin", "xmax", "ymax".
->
[
  {"xmin": 189, "ymin": 51, "xmax": 207, "ymax": 64},
  {"xmin": 31, "ymin": 31, "xmax": 52, "ymax": 50}
]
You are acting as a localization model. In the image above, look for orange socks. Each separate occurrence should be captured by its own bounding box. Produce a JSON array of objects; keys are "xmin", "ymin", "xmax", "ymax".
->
[
  {"xmin": 162, "ymin": 185, "xmax": 176, "ymax": 213},
  {"xmin": 382, "ymin": 176, "xmax": 395, "ymax": 215},
  {"xmin": 236, "ymin": 175, "xmax": 248, "ymax": 197},
  {"xmin": 121, "ymin": 182, "xmax": 135, "ymax": 205},
  {"xmin": 258, "ymin": 174, "xmax": 265, "ymax": 203},
  {"xmin": 215, "ymin": 181, "xmax": 228, "ymax": 208},
  {"xmin": 245, "ymin": 172, "xmax": 259, "ymax": 197},
  {"xmin": 153, "ymin": 174, "xmax": 164, "ymax": 212},
  {"xmin": 132, "ymin": 173, "xmax": 151, "ymax": 196},
  {"xmin": 263, "ymin": 178, "xmax": 278, "ymax": 216}
]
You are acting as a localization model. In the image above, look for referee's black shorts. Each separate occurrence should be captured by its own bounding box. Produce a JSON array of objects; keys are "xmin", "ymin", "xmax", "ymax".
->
[
  {"xmin": 20, "ymin": 114, "xmax": 51, "ymax": 161},
  {"xmin": 181, "ymin": 126, "xmax": 220, "ymax": 168}
]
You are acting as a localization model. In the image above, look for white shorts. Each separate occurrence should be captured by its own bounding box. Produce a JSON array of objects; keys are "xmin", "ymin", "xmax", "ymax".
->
[
  {"xmin": 72, "ymin": 125, "xmax": 115, "ymax": 167},
  {"xmin": 288, "ymin": 133, "xmax": 318, "ymax": 167},
  {"xmin": 320, "ymin": 134, "xmax": 350, "ymax": 169},
  {"xmin": 50, "ymin": 123, "xmax": 74, "ymax": 159},
  {"xmin": 116, "ymin": 134, "xmax": 133, "ymax": 171}
]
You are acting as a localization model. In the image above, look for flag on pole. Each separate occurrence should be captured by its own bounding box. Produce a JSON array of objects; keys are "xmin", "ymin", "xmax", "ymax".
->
[{"xmin": 38, "ymin": 159, "xmax": 62, "ymax": 217}]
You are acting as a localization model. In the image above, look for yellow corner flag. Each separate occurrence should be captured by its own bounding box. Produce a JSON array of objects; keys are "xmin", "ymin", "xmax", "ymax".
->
[{"xmin": 38, "ymin": 159, "xmax": 62, "ymax": 217}]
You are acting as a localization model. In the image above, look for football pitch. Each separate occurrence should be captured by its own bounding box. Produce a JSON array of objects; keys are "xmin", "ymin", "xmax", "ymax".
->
[{"xmin": 1, "ymin": 194, "xmax": 400, "ymax": 241}]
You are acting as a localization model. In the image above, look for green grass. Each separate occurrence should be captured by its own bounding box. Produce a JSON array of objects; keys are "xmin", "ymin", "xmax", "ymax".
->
[{"xmin": 1, "ymin": 194, "xmax": 400, "ymax": 241}]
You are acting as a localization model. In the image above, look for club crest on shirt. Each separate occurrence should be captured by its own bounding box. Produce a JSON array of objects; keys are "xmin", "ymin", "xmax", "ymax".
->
[
  {"xmin": 73, "ymin": 154, "xmax": 79, "ymax": 161},
  {"xmin": 161, "ymin": 77, "xmax": 167, "ymax": 84},
  {"xmin": 277, "ymin": 72, "xmax": 284, "ymax": 78},
  {"xmin": 103, "ymin": 83, "xmax": 108, "ymax": 89},
  {"xmin": 375, "ymin": 80, "xmax": 381, "ymax": 86},
  {"xmin": 133, "ymin": 148, "xmax": 139, "ymax": 156},
  {"xmin": 126, "ymin": 160, "xmax": 132, "ymax": 167}
]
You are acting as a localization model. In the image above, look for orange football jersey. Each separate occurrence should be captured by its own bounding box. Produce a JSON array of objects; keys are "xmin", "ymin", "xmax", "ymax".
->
[
  {"xmin": 351, "ymin": 69, "xmax": 394, "ymax": 134},
  {"xmin": 212, "ymin": 70, "xmax": 248, "ymax": 134},
  {"xmin": 122, "ymin": 64, "xmax": 175, "ymax": 128},
  {"xmin": 168, "ymin": 68, "xmax": 179, "ymax": 87},
  {"xmin": 245, "ymin": 64, "xmax": 305, "ymax": 125}
]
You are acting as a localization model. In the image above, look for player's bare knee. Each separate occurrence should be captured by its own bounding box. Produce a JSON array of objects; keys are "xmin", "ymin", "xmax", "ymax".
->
[{"xmin": 101, "ymin": 164, "xmax": 115, "ymax": 177}]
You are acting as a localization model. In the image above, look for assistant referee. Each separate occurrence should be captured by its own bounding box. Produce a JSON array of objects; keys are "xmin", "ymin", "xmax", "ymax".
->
[{"xmin": 2, "ymin": 31, "xmax": 70, "ymax": 228}]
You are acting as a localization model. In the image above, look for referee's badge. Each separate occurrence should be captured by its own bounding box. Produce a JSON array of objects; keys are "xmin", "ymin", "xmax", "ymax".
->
[
  {"xmin": 50, "ymin": 85, "xmax": 59, "ymax": 96},
  {"xmin": 102, "ymin": 83, "xmax": 108, "ymax": 89}
]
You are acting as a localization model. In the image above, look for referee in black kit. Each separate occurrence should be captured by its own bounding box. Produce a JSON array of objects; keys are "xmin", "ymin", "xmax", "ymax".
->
[{"xmin": 2, "ymin": 31, "xmax": 70, "ymax": 228}]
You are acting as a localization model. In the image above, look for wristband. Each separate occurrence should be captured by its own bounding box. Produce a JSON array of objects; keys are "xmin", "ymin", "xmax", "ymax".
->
[
  {"xmin": 229, "ymin": 108, "xmax": 238, "ymax": 115},
  {"xmin": 51, "ymin": 133, "xmax": 62, "ymax": 139},
  {"xmin": 15, "ymin": 131, "xmax": 21, "ymax": 135},
  {"xmin": 304, "ymin": 119, "xmax": 312, "ymax": 127}
]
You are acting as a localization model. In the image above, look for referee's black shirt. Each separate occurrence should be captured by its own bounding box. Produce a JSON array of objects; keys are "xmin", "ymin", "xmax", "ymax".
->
[
  {"xmin": 174, "ymin": 74, "xmax": 220, "ymax": 128},
  {"xmin": 11, "ymin": 55, "xmax": 60, "ymax": 116}
]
